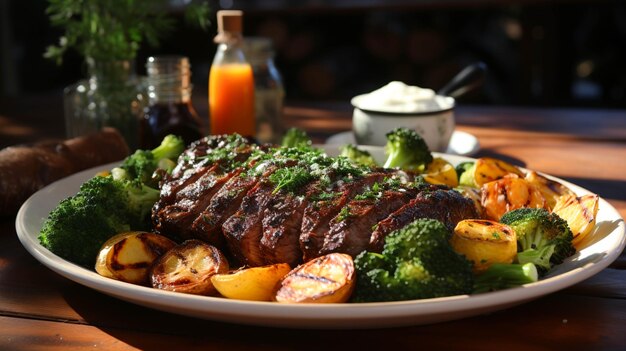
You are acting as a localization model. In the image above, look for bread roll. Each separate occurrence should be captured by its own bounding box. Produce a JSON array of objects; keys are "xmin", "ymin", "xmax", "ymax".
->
[{"xmin": 0, "ymin": 128, "xmax": 129, "ymax": 216}]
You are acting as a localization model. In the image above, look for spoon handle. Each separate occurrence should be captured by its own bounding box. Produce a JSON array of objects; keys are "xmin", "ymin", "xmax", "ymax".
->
[{"xmin": 437, "ymin": 62, "xmax": 487, "ymax": 99}]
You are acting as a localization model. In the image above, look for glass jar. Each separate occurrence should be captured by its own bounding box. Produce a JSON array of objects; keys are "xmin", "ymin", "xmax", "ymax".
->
[
  {"xmin": 63, "ymin": 58, "xmax": 146, "ymax": 150},
  {"xmin": 140, "ymin": 56, "xmax": 204, "ymax": 149},
  {"xmin": 244, "ymin": 37, "xmax": 285, "ymax": 144}
]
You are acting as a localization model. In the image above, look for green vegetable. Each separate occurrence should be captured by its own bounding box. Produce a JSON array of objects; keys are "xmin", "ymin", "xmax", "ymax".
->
[
  {"xmin": 340, "ymin": 144, "xmax": 377, "ymax": 167},
  {"xmin": 269, "ymin": 166, "xmax": 314, "ymax": 194},
  {"xmin": 456, "ymin": 161, "xmax": 476, "ymax": 186},
  {"xmin": 500, "ymin": 208, "xmax": 575, "ymax": 274},
  {"xmin": 353, "ymin": 218, "xmax": 474, "ymax": 302},
  {"xmin": 383, "ymin": 128, "xmax": 433, "ymax": 171},
  {"xmin": 473, "ymin": 262, "xmax": 538, "ymax": 293},
  {"xmin": 115, "ymin": 134, "xmax": 185, "ymax": 187},
  {"xmin": 281, "ymin": 128, "xmax": 312, "ymax": 148},
  {"xmin": 38, "ymin": 176, "xmax": 160, "ymax": 268}
]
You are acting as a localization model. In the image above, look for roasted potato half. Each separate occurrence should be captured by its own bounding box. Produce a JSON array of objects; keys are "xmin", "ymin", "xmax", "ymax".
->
[
  {"xmin": 481, "ymin": 175, "xmax": 547, "ymax": 220},
  {"xmin": 211, "ymin": 263, "xmax": 292, "ymax": 301},
  {"xmin": 274, "ymin": 253, "xmax": 355, "ymax": 303},
  {"xmin": 451, "ymin": 219, "xmax": 517, "ymax": 273},
  {"xmin": 552, "ymin": 194, "xmax": 599, "ymax": 248},
  {"xmin": 95, "ymin": 231, "xmax": 176, "ymax": 285},
  {"xmin": 150, "ymin": 240, "xmax": 229, "ymax": 295}
]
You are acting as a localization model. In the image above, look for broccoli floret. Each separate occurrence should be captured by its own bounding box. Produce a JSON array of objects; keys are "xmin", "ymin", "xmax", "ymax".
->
[
  {"xmin": 473, "ymin": 262, "xmax": 538, "ymax": 293},
  {"xmin": 340, "ymin": 144, "xmax": 378, "ymax": 167},
  {"xmin": 281, "ymin": 128, "xmax": 312, "ymax": 148},
  {"xmin": 500, "ymin": 208, "xmax": 575, "ymax": 274},
  {"xmin": 353, "ymin": 218, "xmax": 474, "ymax": 302},
  {"xmin": 456, "ymin": 161, "xmax": 476, "ymax": 186},
  {"xmin": 38, "ymin": 175, "xmax": 160, "ymax": 268},
  {"xmin": 117, "ymin": 134, "xmax": 185, "ymax": 186},
  {"xmin": 383, "ymin": 127, "xmax": 433, "ymax": 171}
]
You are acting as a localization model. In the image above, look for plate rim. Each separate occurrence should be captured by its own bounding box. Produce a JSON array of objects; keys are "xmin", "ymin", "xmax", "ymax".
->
[
  {"xmin": 325, "ymin": 130, "xmax": 480, "ymax": 157},
  {"xmin": 15, "ymin": 147, "xmax": 626, "ymax": 329}
]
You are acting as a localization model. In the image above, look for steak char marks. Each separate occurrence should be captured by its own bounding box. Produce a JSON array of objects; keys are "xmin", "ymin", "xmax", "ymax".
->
[{"xmin": 152, "ymin": 135, "xmax": 480, "ymax": 267}]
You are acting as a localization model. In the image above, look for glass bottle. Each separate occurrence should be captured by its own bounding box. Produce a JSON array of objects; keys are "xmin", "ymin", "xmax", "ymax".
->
[
  {"xmin": 208, "ymin": 10, "xmax": 256, "ymax": 137},
  {"xmin": 140, "ymin": 56, "xmax": 203, "ymax": 149},
  {"xmin": 64, "ymin": 58, "xmax": 146, "ymax": 150},
  {"xmin": 244, "ymin": 37, "xmax": 285, "ymax": 144}
]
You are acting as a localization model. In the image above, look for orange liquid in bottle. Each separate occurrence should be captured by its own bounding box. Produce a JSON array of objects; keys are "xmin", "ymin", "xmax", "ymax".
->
[{"xmin": 209, "ymin": 63, "xmax": 255, "ymax": 136}]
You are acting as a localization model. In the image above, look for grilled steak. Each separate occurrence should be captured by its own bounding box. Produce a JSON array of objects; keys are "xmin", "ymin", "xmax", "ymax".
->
[
  {"xmin": 299, "ymin": 172, "xmax": 391, "ymax": 261},
  {"xmin": 368, "ymin": 186, "xmax": 480, "ymax": 252},
  {"xmin": 152, "ymin": 134, "xmax": 480, "ymax": 268}
]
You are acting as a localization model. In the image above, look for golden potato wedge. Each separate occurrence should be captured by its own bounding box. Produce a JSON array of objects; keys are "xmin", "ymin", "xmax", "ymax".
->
[
  {"xmin": 95, "ymin": 231, "xmax": 176, "ymax": 285},
  {"xmin": 211, "ymin": 263, "xmax": 292, "ymax": 301},
  {"xmin": 481, "ymin": 176, "xmax": 547, "ymax": 220},
  {"xmin": 525, "ymin": 171, "xmax": 575, "ymax": 210},
  {"xmin": 274, "ymin": 253, "xmax": 355, "ymax": 303},
  {"xmin": 451, "ymin": 219, "xmax": 517, "ymax": 273},
  {"xmin": 423, "ymin": 157, "xmax": 458, "ymax": 187},
  {"xmin": 473, "ymin": 157, "xmax": 524, "ymax": 187},
  {"xmin": 552, "ymin": 194, "xmax": 599, "ymax": 248},
  {"xmin": 150, "ymin": 240, "xmax": 229, "ymax": 295}
]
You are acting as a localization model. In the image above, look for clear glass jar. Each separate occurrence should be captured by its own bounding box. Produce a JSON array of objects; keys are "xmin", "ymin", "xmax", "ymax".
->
[
  {"xmin": 63, "ymin": 58, "xmax": 146, "ymax": 150},
  {"xmin": 244, "ymin": 37, "xmax": 285, "ymax": 144},
  {"xmin": 140, "ymin": 56, "xmax": 203, "ymax": 149}
]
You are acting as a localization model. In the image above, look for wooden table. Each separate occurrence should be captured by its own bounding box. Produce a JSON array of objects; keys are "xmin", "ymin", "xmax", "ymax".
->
[{"xmin": 1, "ymin": 96, "xmax": 626, "ymax": 350}]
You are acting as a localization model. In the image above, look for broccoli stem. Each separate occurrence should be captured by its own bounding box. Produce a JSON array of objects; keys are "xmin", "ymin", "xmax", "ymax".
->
[{"xmin": 473, "ymin": 262, "xmax": 538, "ymax": 293}]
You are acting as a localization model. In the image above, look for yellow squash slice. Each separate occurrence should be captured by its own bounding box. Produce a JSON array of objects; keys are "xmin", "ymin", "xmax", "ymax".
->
[
  {"xmin": 525, "ymin": 171, "xmax": 575, "ymax": 210},
  {"xmin": 552, "ymin": 194, "xmax": 599, "ymax": 248},
  {"xmin": 423, "ymin": 157, "xmax": 458, "ymax": 187},
  {"xmin": 473, "ymin": 157, "xmax": 524, "ymax": 187},
  {"xmin": 211, "ymin": 263, "xmax": 292, "ymax": 301}
]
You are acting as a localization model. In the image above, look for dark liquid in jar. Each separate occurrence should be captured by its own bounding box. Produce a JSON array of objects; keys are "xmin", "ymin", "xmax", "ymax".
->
[{"xmin": 140, "ymin": 102, "xmax": 204, "ymax": 149}]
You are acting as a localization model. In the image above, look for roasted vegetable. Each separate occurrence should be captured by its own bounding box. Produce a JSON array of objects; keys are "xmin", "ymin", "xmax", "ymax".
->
[
  {"xmin": 38, "ymin": 175, "xmax": 161, "ymax": 268},
  {"xmin": 383, "ymin": 127, "xmax": 433, "ymax": 171},
  {"xmin": 114, "ymin": 134, "xmax": 185, "ymax": 187},
  {"xmin": 274, "ymin": 253, "xmax": 355, "ymax": 303},
  {"xmin": 460, "ymin": 157, "xmax": 524, "ymax": 188},
  {"xmin": 525, "ymin": 171, "xmax": 575, "ymax": 209},
  {"xmin": 481, "ymin": 175, "xmax": 547, "ymax": 220},
  {"xmin": 353, "ymin": 218, "xmax": 473, "ymax": 302},
  {"xmin": 473, "ymin": 262, "xmax": 538, "ymax": 293},
  {"xmin": 150, "ymin": 240, "xmax": 229, "ymax": 295},
  {"xmin": 340, "ymin": 144, "xmax": 377, "ymax": 167},
  {"xmin": 552, "ymin": 194, "xmax": 599, "ymax": 248},
  {"xmin": 500, "ymin": 208, "xmax": 575, "ymax": 274},
  {"xmin": 95, "ymin": 231, "xmax": 176, "ymax": 285},
  {"xmin": 281, "ymin": 127, "xmax": 312, "ymax": 148},
  {"xmin": 451, "ymin": 219, "xmax": 517, "ymax": 273},
  {"xmin": 211, "ymin": 263, "xmax": 292, "ymax": 301},
  {"xmin": 423, "ymin": 157, "xmax": 458, "ymax": 187}
]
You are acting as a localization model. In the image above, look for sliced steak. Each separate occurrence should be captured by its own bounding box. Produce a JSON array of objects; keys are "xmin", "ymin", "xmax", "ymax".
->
[
  {"xmin": 154, "ymin": 164, "xmax": 236, "ymax": 242},
  {"xmin": 320, "ymin": 186, "xmax": 418, "ymax": 258},
  {"xmin": 369, "ymin": 186, "xmax": 480, "ymax": 252},
  {"xmin": 299, "ymin": 172, "xmax": 391, "ymax": 262},
  {"xmin": 222, "ymin": 180, "xmax": 276, "ymax": 267}
]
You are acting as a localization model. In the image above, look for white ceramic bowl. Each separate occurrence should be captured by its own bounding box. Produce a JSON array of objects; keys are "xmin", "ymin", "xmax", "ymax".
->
[{"xmin": 351, "ymin": 94, "xmax": 456, "ymax": 152}]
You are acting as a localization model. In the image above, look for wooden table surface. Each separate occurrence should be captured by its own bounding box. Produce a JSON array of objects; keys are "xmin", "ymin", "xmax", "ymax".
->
[{"xmin": 1, "ymin": 95, "xmax": 625, "ymax": 350}]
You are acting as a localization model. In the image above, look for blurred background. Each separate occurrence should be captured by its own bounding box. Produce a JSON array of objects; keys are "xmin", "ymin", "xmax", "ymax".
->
[{"xmin": 1, "ymin": 0, "xmax": 625, "ymax": 108}]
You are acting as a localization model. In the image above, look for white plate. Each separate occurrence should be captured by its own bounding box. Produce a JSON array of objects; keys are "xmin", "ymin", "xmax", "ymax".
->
[
  {"xmin": 325, "ymin": 130, "xmax": 480, "ymax": 156},
  {"xmin": 15, "ymin": 147, "xmax": 625, "ymax": 329}
]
